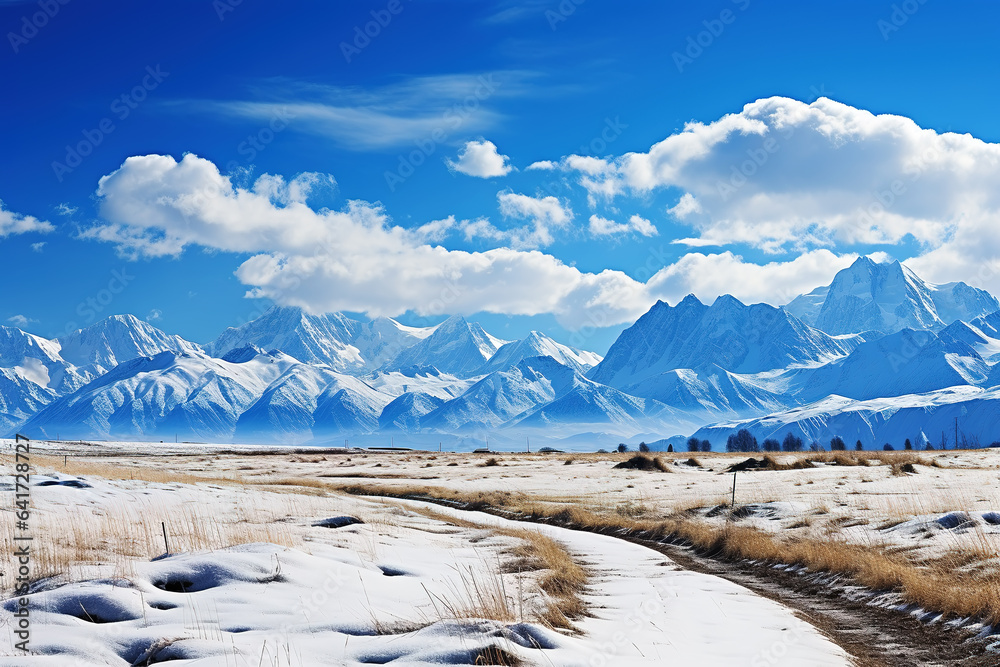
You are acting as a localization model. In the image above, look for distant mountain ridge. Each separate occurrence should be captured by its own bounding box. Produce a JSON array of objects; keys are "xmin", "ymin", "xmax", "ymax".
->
[
  {"xmin": 588, "ymin": 294, "xmax": 866, "ymax": 391},
  {"xmin": 6, "ymin": 255, "xmax": 1000, "ymax": 450}
]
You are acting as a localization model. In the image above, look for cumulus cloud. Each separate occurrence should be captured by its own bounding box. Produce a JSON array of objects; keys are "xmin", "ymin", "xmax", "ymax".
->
[
  {"xmin": 87, "ymin": 154, "xmax": 652, "ymax": 328},
  {"xmin": 526, "ymin": 160, "xmax": 557, "ymax": 171},
  {"xmin": 556, "ymin": 96, "xmax": 1000, "ymax": 293},
  {"xmin": 496, "ymin": 191, "xmax": 573, "ymax": 247},
  {"xmin": 411, "ymin": 216, "xmax": 457, "ymax": 243},
  {"xmin": 30, "ymin": 242, "xmax": 46, "ymax": 252},
  {"xmin": 87, "ymin": 154, "xmax": 907, "ymax": 329},
  {"xmin": 446, "ymin": 140, "xmax": 513, "ymax": 178},
  {"xmin": 667, "ymin": 193, "xmax": 701, "ymax": 219},
  {"xmin": 588, "ymin": 214, "xmax": 658, "ymax": 238},
  {"xmin": 0, "ymin": 201, "xmax": 54, "ymax": 238},
  {"xmin": 646, "ymin": 249, "xmax": 858, "ymax": 306}
]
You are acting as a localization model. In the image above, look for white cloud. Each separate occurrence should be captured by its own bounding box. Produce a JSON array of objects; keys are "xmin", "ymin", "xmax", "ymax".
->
[
  {"xmin": 0, "ymin": 201, "xmax": 54, "ymax": 238},
  {"xmin": 588, "ymin": 215, "xmax": 621, "ymax": 236},
  {"xmin": 459, "ymin": 218, "xmax": 508, "ymax": 242},
  {"xmin": 87, "ymin": 154, "xmax": 900, "ymax": 330},
  {"xmin": 588, "ymin": 214, "xmax": 658, "ymax": 238},
  {"xmin": 667, "ymin": 193, "xmax": 701, "ymax": 219},
  {"xmin": 628, "ymin": 215, "xmax": 658, "ymax": 237},
  {"xmin": 87, "ymin": 154, "xmax": 650, "ymax": 329},
  {"xmin": 411, "ymin": 216, "xmax": 457, "ymax": 243},
  {"xmin": 7, "ymin": 314, "xmax": 37, "ymax": 327},
  {"xmin": 646, "ymin": 250, "xmax": 858, "ymax": 306},
  {"xmin": 55, "ymin": 203, "xmax": 77, "ymax": 216},
  {"xmin": 526, "ymin": 160, "xmax": 557, "ymax": 171},
  {"xmin": 446, "ymin": 140, "xmax": 513, "ymax": 178},
  {"xmin": 30, "ymin": 242, "xmax": 46, "ymax": 252},
  {"xmin": 497, "ymin": 191, "xmax": 573, "ymax": 248},
  {"xmin": 146, "ymin": 309, "xmax": 163, "ymax": 322},
  {"xmin": 540, "ymin": 95, "xmax": 1000, "ymax": 295},
  {"xmin": 202, "ymin": 73, "xmax": 531, "ymax": 151}
]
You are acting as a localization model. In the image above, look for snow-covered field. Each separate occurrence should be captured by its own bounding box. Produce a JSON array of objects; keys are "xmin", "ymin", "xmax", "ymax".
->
[{"xmin": 5, "ymin": 439, "xmax": 1000, "ymax": 664}]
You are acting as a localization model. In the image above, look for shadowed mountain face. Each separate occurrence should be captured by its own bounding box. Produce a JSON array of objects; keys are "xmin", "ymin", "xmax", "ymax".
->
[{"xmin": 588, "ymin": 294, "xmax": 865, "ymax": 391}]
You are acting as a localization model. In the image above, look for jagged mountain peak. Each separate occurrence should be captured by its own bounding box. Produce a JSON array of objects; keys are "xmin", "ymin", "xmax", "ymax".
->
[
  {"xmin": 476, "ymin": 330, "xmax": 602, "ymax": 376},
  {"xmin": 786, "ymin": 256, "xmax": 998, "ymax": 336},
  {"xmin": 385, "ymin": 315, "xmax": 508, "ymax": 378},
  {"xmin": 589, "ymin": 295, "xmax": 863, "ymax": 392},
  {"xmin": 56, "ymin": 313, "xmax": 202, "ymax": 375}
]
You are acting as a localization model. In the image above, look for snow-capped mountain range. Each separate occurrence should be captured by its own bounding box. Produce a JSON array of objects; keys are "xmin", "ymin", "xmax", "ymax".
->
[{"xmin": 7, "ymin": 256, "xmax": 1000, "ymax": 450}]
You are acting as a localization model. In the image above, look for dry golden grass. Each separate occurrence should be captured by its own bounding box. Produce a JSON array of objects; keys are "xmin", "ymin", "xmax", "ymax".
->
[
  {"xmin": 337, "ymin": 481, "xmax": 1000, "ymax": 626},
  {"xmin": 28, "ymin": 453, "xmax": 244, "ymax": 486},
  {"xmin": 422, "ymin": 560, "xmax": 520, "ymax": 625},
  {"xmin": 1, "ymin": 498, "xmax": 297, "ymax": 584},
  {"xmin": 408, "ymin": 505, "xmax": 588, "ymax": 630},
  {"xmin": 506, "ymin": 528, "xmax": 587, "ymax": 629}
]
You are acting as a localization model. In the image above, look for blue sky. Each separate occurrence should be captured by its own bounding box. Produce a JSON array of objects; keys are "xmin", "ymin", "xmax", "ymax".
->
[{"xmin": 2, "ymin": 0, "xmax": 1000, "ymax": 353}]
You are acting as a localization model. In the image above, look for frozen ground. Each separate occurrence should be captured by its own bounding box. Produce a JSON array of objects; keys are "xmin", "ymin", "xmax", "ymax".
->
[{"xmin": 0, "ymin": 442, "xmax": 859, "ymax": 665}]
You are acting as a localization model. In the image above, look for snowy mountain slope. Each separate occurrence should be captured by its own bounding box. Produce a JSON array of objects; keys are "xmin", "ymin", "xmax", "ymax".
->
[
  {"xmin": 17, "ymin": 348, "xmax": 394, "ymax": 442},
  {"xmin": 420, "ymin": 356, "xmax": 578, "ymax": 431},
  {"xmin": 208, "ymin": 307, "xmax": 438, "ymax": 374},
  {"xmin": 785, "ymin": 256, "xmax": 998, "ymax": 335},
  {"xmin": 588, "ymin": 295, "xmax": 864, "ymax": 391},
  {"xmin": 475, "ymin": 331, "xmax": 602, "ymax": 375},
  {"xmin": 313, "ymin": 377, "xmax": 388, "ymax": 436},
  {"xmin": 234, "ymin": 364, "xmax": 390, "ymax": 443},
  {"xmin": 510, "ymin": 373, "xmax": 677, "ymax": 432},
  {"xmin": 622, "ymin": 365, "xmax": 789, "ymax": 419},
  {"xmin": 781, "ymin": 327, "xmax": 991, "ymax": 405},
  {"xmin": 57, "ymin": 314, "xmax": 203, "ymax": 376},
  {"xmin": 206, "ymin": 307, "xmax": 365, "ymax": 372},
  {"xmin": 691, "ymin": 386, "xmax": 1000, "ymax": 450},
  {"xmin": 0, "ymin": 325, "xmax": 90, "ymax": 394},
  {"xmin": 351, "ymin": 316, "xmax": 437, "ymax": 370},
  {"xmin": 378, "ymin": 392, "xmax": 446, "ymax": 431},
  {"xmin": 17, "ymin": 350, "xmax": 280, "ymax": 440},
  {"xmin": 8, "ymin": 256, "xmax": 1000, "ymax": 444},
  {"xmin": 363, "ymin": 367, "xmax": 472, "ymax": 401},
  {"xmin": 782, "ymin": 284, "xmax": 827, "ymax": 324},
  {"xmin": 418, "ymin": 355, "xmax": 679, "ymax": 434},
  {"xmin": 385, "ymin": 315, "xmax": 509, "ymax": 377},
  {"xmin": 0, "ymin": 368, "xmax": 57, "ymax": 435}
]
